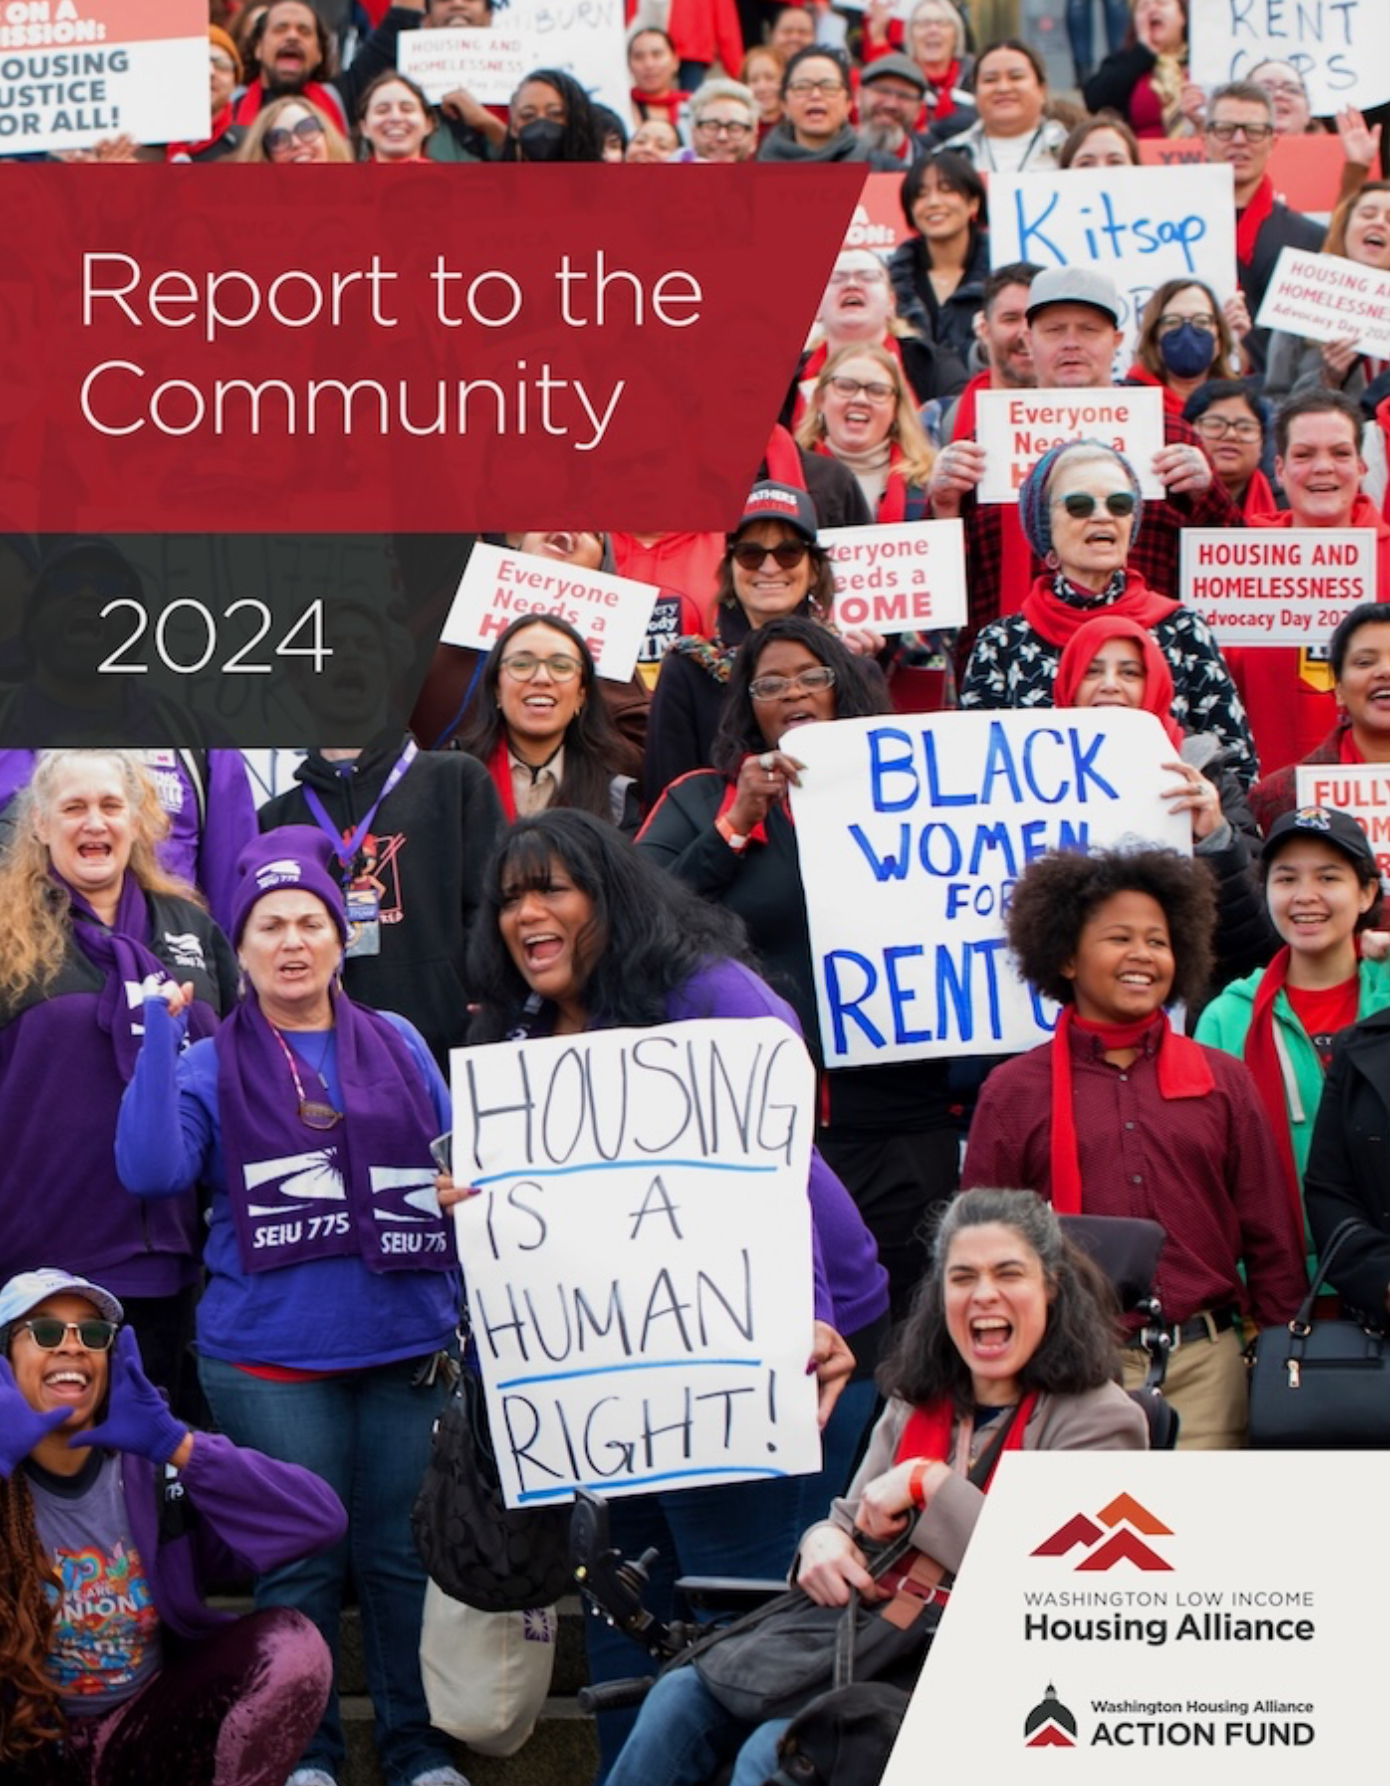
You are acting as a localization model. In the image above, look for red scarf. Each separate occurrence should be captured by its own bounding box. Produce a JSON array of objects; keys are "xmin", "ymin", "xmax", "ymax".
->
[
  {"xmin": 486, "ymin": 737, "xmax": 518, "ymax": 822},
  {"xmin": 949, "ymin": 371, "xmax": 991, "ymax": 443},
  {"xmin": 632, "ymin": 88, "xmax": 687, "ymax": 129},
  {"xmin": 1048, "ymin": 1008, "xmax": 1214, "ymax": 1214},
  {"xmin": 1124, "ymin": 363, "xmax": 1184, "ymax": 420},
  {"xmin": 1053, "ymin": 613, "xmax": 1184, "ymax": 749},
  {"xmin": 923, "ymin": 58, "xmax": 963, "ymax": 125},
  {"xmin": 896, "ymin": 1391, "xmax": 1038, "ymax": 1476},
  {"xmin": 812, "ymin": 439, "xmax": 917, "ymax": 521},
  {"xmin": 1020, "ymin": 570, "xmax": 1180, "ymax": 650},
  {"xmin": 1340, "ymin": 726, "xmax": 1367, "ymax": 764},
  {"xmin": 1235, "ymin": 175, "xmax": 1275, "ymax": 270},
  {"xmin": 763, "ymin": 424, "xmax": 808, "ymax": 491},
  {"xmin": 795, "ymin": 335, "xmax": 906, "ymax": 429},
  {"xmin": 1242, "ymin": 946, "xmax": 1308, "ymax": 1237},
  {"xmin": 1240, "ymin": 469, "xmax": 1279, "ymax": 518},
  {"xmin": 233, "ymin": 80, "xmax": 346, "ymax": 133}
]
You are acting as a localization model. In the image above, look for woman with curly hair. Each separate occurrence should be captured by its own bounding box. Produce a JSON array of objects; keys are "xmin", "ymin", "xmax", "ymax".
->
[
  {"xmin": 499, "ymin": 67, "xmax": 605, "ymax": 161},
  {"xmin": 962, "ymin": 847, "xmax": 1307, "ymax": 1448},
  {"xmin": 0, "ymin": 752, "xmax": 236, "ymax": 1411},
  {"xmin": 794, "ymin": 342, "xmax": 937, "ymax": 522}
]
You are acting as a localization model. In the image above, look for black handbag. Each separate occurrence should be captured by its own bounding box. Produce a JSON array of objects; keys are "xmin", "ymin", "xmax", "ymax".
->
[
  {"xmin": 1248, "ymin": 1218, "xmax": 1390, "ymax": 1449},
  {"xmin": 411, "ymin": 1361, "xmax": 574, "ymax": 1613}
]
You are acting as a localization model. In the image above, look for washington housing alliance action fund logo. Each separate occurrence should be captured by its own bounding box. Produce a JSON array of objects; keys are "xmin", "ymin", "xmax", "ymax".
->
[{"xmin": 1020, "ymin": 1493, "xmax": 1316, "ymax": 1750}]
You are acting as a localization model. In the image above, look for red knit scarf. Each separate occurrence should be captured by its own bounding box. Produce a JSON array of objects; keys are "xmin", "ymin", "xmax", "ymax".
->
[
  {"xmin": 1048, "ymin": 1008, "xmax": 1213, "ymax": 1214},
  {"xmin": 895, "ymin": 1391, "xmax": 1038, "ymax": 1476},
  {"xmin": 1235, "ymin": 175, "xmax": 1275, "ymax": 270},
  {"xmin": 632, "ymin": 88, "xmax": 687, "ymax": 129},
  {"xmin": 1020, "ymin": 571, "xmax": 1180, "ymax": 650},
  {"xmin": 925, "ymin": 58, "xmax": 963, "ymax": 123},
  {"xmin": 812, "ymin": 439, "xmax": 913, "ymax": 521},
  {"xmin": 1242, "ymin": 946, "xmax": 1310, "ymax": 1236}
]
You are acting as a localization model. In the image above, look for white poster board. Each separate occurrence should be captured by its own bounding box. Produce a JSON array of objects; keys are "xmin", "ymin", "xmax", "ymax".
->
[
  {"xmin": 1189, "ymin": 0, "xmax": 1390, "ymax": 119},
  {"xmin": 399, "ymin": 28, "xmax": 533, "ymax": 105},
  {"xmin": 975, "ymin": 387, "xmax": 1165, "ymax": 504},
  {"xmin": 1180, "ymin": 528, "xmax": 1376, "ymax": 644},
  {"xmin": 1255, "ymin": 247, "xmax": 1390, "ymax": 360},
  {"xmin": 497, "ymin": 0, "xmax": 629, "ymax": 120},
  {"xmin": 449, "ymin": 1019, "xmax": 822, "ymax": 1507},
  {"xmin": 821, "ymin": 521, "xmax": 967, "ymax": 634},
  {"xmin": 988, "ymin": 165, "xmax": 1238, "ymax": 368},
  {"xmin": 1296, "ymin": 763, "xmax": 1390, "ymax": 875},
  {"xmin": 789, "ymin": 709, "xmax": 1190, "ymax": 1065},
  {"xmin": 440, "ymin": 541, "xmax": 658, "ymax": 680}
]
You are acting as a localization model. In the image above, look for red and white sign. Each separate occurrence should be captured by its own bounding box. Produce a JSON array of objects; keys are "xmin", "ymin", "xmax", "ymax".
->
[
  {"xmin": 1296, "ymin": 763, "xmax": 1390, "ymax": 876},
  {"xmin": 821, "ymin": 520, "xmax": 967, "ymax": 634},
  {"xmin": 398, "ymin": 28, "xmax": 532, "ymax": 106},
  {"xmin": 1256, "ymin": 248, "xmax": 1390, "ymax": 362},
  {"xmin": 974, "ymin": 387, "xmax": 1165, "ymax": 504},
  {"xmin": 1180, "ymin": 529, "xmax": 1376, "ymax": 644}
]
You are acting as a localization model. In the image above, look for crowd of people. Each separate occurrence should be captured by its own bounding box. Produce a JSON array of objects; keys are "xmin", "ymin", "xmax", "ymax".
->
[{"xmin": 8, "ymin": 1, "xmax": 1390, "ymax": 1782}]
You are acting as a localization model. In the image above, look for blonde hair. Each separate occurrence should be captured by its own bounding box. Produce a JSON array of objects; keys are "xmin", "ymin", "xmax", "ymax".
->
[
  {"xmin": 795, "ymin": 341, "xmax": 937, "ymax": 487},
  {"xmin": 235, "ymin": 94, "xmax": 354, "ymax": 163},
  {"xmin": 0, "ymin": 751, "xmax": 197, "ymax": 1006}
]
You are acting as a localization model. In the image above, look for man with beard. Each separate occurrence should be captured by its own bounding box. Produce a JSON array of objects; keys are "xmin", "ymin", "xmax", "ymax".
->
[
  {"xmin": 233, "ymin": 0, "xmax": 426, "ymax": 134},
  {"xmin": 419, "ymin": 0, "xmax": 509, "ymax": 160},
  {"xmin": 940, "ymin": 259, "xmax": 1040, "ymax": 442},
  {"xmin": 856, "ymin": 54, "xmax": 931, "ymax": 165}
]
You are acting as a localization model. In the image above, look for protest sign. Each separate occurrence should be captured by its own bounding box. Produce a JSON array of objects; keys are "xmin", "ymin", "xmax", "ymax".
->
[
  {"xmin": 974, "ymin": 387, "xmax": 1165, "ymax": 503},
  {"xmin": 0, "ymin": 0, "xmax": 209, "ymax": 154},
  {"xmin": 1255, "ymin": 247, "xmax": 1390, "ymax": 360},
  {"xmin": 1138, "ymin": 135, "xmax": 1345, "ymax": 219},
  {"xmin": 788, "ymin": 709, "xmax": 1190, "ymax": 1066},
  {"xmin": 988, "ymin": 164, "xmax": 1238, "ymax": 364},
  {"xmin": 821, "ymin": 520, "xmax": 967, "ymax": 634},
  {"xmin": 1296, "ymin": 763, "xmax": 1390, "ymax": 875},
  {"xmin": 449, "ymin": 1018, "xmax": 822, "ymax": 1506},
  {"xmin": 1180, "ymin": 528, "xmax": 1375, "ymax": 645},
  {"xmin": 844, "ymin": 174, "xmax": 913, "ymax": 255},
  {"xmin": 511, "ymin": 0, "xmax": 629, "ymax": 121},
  {"xmin": 440, "ymin": 541, "xmax": 658, "ymax": 680},
  {"xmin": 1189, "ymin": 0, "xmax": 1390, "ymax": 118},
  {"xmin": 399, "ymin": 27, "xmax": 532, "ymax": 106}
]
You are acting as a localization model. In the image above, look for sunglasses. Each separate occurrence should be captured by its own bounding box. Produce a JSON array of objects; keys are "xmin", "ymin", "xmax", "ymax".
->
[
  {"xmin": 749, "ymin": 665, "xmax": 836, "ymax": 701},
  {"xmin": 732, "ymin": 541, "xmax": 810, "ymax": 571},
  {"xmin": 17, "ymin": 1318, "xmax": 118, "ymax": 1351},
  {"xmin": 500, "ymin": 652, "xmax": 583, "ymax": 681},
  {"xmin": 1052, "ymin": 491, "xmax": 1137, "ymax": 519},
  {"xmin": 265, "ymin": 115, "xmax": 325, "ymax": 155}
]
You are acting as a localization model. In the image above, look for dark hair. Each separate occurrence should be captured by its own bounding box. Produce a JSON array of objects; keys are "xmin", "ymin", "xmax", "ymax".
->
[
  {"xmin": 1261, "ymin": 827, "xmax": 1384, "ymax": 930},
  {"xmin": 972, "ymin": 37, "xmax": 1047, "ymax": 90},
  {"xmin": 1183, "ymin": 377, "xmax": 1266, "ymax": 436},
  {"xmin": 878, "ymin": 1188, "xmax": 1124, "ymax": 1410},
  {"xmin": 628, "ymin": 25, "xmax": 677, "ymax": 60},
  {"xmin": 983, "ymin": 261, "xmax": 1041, "ymax": 312},
  {"xmin": 713, "ymin": 526, "xmax": 836, "ymax": 620},
  {"xmin": 1329, "ymin": 601, "xmax": 1390, "ymax": 680},
  {"xmin": 465, "ymin": 810, "xmax": 755, "ymax": 1039},
  {"xmin": 710, "ymin": 616, "xmax": 891, "ymax": 776},
  {"xmin": 1274, "ymin": 387, "xmax": 1364, "ymax": 460},
  {"xmin": 357, "ymin": 68, "xmax": 435, "ymax": 132},
  {"xmin": 591, "ymin": 102, "xmax": 629, "ymax": 151},
  {"xmin": 455, "ymin": 610, "xmax": 641, "ymax": 817},
  {"xmin": 246, "ymin": 0, "xmax": 334, "ymax": 84},
  {"xmin": 781, "ymin": 44, "xmax": 851, "ymax": 96},
  {"xmin": 502, "ymin": 68, "xmax": 604, "ymax": 161},
  {"xmin": 1058, "ymin": 109, "xmax": 1140, "ymax": 168},
  {"xmin": 1006, "ymin": 848, "xmax": 1216, "ymax": 1009},
  {"xmin": 1135, "ymin": 277, "xmax": 1236, "ymax": 383},
  {"xmin": 900, "ymin": 148, "xmax": 987, "ymax": 239}
]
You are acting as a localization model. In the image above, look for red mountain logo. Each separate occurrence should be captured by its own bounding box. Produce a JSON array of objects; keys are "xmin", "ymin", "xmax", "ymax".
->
[{"xmin": 1031, "ymin": 1492, "xmax": 1172, "ymax": 1571}]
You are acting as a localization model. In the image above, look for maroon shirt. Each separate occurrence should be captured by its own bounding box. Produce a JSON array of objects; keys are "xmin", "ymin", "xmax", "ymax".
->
[{"xmin": 962, "ymin": 1020, "xmax": 1307, "ymax": 1327}]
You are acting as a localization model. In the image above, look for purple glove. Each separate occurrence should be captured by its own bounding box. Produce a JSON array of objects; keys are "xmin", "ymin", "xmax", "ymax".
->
[
  {"xmin": 69, "ymin": 1327, "xmax": 187, "ymax": 1465},
  {"xmin": 0, "ymin": 1357, "xmax": 70, "ymax": 1477}
]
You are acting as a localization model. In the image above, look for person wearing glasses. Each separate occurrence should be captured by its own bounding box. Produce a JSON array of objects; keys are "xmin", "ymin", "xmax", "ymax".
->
[
  {"xmin": 959, "ymin": 441, "xmax": 1254, "ymax": 777},
  {"xmin": 114, "ymin": 830, "xmax": 468, "ymax": 1786},
  {"xmin": 758, "ymin": 46, "xmax": 892, "ymax": 165},
  {"xmin": 166, "ymin": 25, "xmax": 247, "ymax": 162},
  {"xmin": 675, "ymin": 78, "xmax": 759, "ymax": 162},
  {"xmin": 794, "ymin": 343, "xmax": 937, "ymax": 522},
  {"xmin": 1265, "ymin": 181, "xmax": 1390, "ymax": 406},
  {"xmin": 234, "ymin": 94, "xmax": 354, "ymax": 163},
  {"xmin": 0, "ymin": 1266, "xmax": 345, "ymax": 1786},
  {"xmin": 1128, "ymin": 278, "xmax": 1251, "ymax": 415},
  {"xmin": 1200, "ymin": 80, "xmax": 1323, "ymax": 380},
  {"xmin": 455, "ymin": 613, "xmax": 644, "ymax": 832},
  {"xmin": 1182, "ymin": 380, "xmax": 1276, "ymax": 516}
]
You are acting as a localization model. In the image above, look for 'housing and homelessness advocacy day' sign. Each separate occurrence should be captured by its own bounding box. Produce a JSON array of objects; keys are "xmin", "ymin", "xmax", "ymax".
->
[
  {"xmin": 820, "ymin": 521, "xmax": 967, "ymax": 634},
  {"xmin": 449, "ymin": 1019, "xmax": 822, "ymax": 1507},
  {"xmin": 1179, "ymin": 529, "xmax": 1376, "ymax": 645},
  {"xmin": 788, "ymin": 709, "xmax": 1189, "ymax": 1067},
  {"xmin": 441, "ymin": 542, "xmax": 659, "ymax": 681},
  {"xmin": 0, "ymin": 0, "xmax": 211, "ymax": 154},
  {"xmin": 1296, "ymin": 763, "xmax": 1390, "ymax": 876},
  {"xmin": 1255, "ymin": 247, "xmax": 1390, "ymax": 362},
  {"xmin": 1188, "ymin": 0, "xmax": 1390, "ymax": 119},
  {"xmin": 974, "ymin": 386, "xmax": 1165, "ymax": 504},
  {"xmin": 398, "ymin": 27, "xmax": 533, "ymax": 107}
]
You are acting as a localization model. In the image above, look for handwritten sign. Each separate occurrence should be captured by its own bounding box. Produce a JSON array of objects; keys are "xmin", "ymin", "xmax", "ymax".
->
[
  {"xmin": 1138, "ymin": 135, "xmax": 1345, "ymax": 220},
  {"xmin": 821, "ymin": 520, "xmax": 967, "ymax": 634},
  {"xmin": 989, "ymin": 165, "xmax": 1238, "ymax": 366},
  {"xmin": 788, "ymin": 710, "xmax": 1190, "ymax": 1065},
  {"xmin": 0, "ymin": 0, "xmax": 210, "ymax": 153},
  {"xmin": 1256, "ymin": 247, "xmax": 1390, "ymax": 360},
  {"xmin": 399, "ymin": 28, "xmax": 533, "ymax": 105},
  {"xmin": 974, "ymin": 387, "xmax": 1165, "ymax": 503},
  {"xmin": 450, "ymin": 1019, "xmax": 822, "ymax": 1506},
  {"xmin": 1296, "ymin": 763, "xmax": 1390, "ymax": 875},
  {"xmin": 441, "ymin": 542, "xmax": 658, "ymax": 680},
  {"xmin": 519, "ymin": 0, "xmax": 629, "ymax": 121},
  {"xmin": 1189, "ymin": 0, "xmax": 1390, "ymax": 119},
  {"xmin": 1180, "ymin": 528, "xmax": 1375, "ymax": 644}
]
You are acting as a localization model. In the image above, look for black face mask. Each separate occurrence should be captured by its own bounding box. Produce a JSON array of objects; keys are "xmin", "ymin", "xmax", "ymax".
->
[{"xmin": 518, "ymin": 119, "xmax": 566, "ymax": 161}]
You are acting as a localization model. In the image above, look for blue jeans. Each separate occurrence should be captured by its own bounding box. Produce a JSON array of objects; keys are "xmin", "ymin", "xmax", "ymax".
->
[
  {"xmin": 1066, "ymin": 0, "xmax": 1130, "ymax": 80},
  {"xmin": 200, "ymin": 1354, "xmax": 455, "ymax": 1786},
  {"xmin": 606, "ymin": 1668, "xmax": 789, "ymax": 1786}
]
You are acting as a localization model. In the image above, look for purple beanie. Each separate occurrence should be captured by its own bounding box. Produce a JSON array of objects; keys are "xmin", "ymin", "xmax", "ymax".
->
[{"xmin": 229, "ymin": 827, "xmax": 348, "ymax": 946}]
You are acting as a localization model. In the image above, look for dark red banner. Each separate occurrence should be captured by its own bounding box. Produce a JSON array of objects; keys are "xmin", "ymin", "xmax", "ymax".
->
[{"xmin": 3, "ymin": 164, "xmax": 862, "ymax": 534}]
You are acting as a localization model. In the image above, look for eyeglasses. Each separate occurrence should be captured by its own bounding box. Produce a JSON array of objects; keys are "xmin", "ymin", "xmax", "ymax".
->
[
  {"xmin": 731, "ymin": 541, "xmax": 811, "ymax": 571},
  {"xmin": 1052, "ymin": 491, "xmax": 1138, "ymax": 519},
  {"xmin": 1204, "ymin": 120, "xmax": 1274, "ymax": 143},
  {"xmin": 1259, "ymin": 79, "xmax": 1306, "ymax": 98},
  {"xmin": 17, "ymin": 1318, "xmax": 118, "ymax": 1351},
  {"xmin": 500, "ymin": 652, "xmax": 583, "ymax": 681},
  {"xmin": 210, "ymin": 52, "xmax": 237, "ymax": 72},
  {"xmin": 827, "ymin": 266, "xmax": 887, "ymax": 286},
  {"xmin": 1194, "ymin": 414, "xmax": 1261, "ymax": 441},
  {"xmin": 695, "ymin": 118, "xmax": 752, "ymax": 136},
  {"xmin": 787, "ymin": 78, "xmax": 845, "ymax": 96},
  {"xmin": 826, "ymin": 375, "xmax": 895, "ymax": 404},
  {"xmin": 749, "ymin": 666, "xmax": 836, "ymax": 701},
  {"xmin": 265, "ymin": 116, "xmax": 325, "ymax": 155},
  {"xmin": 1157, "ymin": 312, "xmax": 1216, "ymax": 335}
]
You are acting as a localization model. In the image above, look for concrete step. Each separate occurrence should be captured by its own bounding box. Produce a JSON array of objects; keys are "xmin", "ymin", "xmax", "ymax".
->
[{"xmin": 341, "ymin": 1694, "xmax": 597, "ymax": 1786}]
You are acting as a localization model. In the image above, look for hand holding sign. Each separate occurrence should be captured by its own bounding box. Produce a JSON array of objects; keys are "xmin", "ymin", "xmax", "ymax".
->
[
  {"xmin": 1153, "ymin": 438, "xmax": 1214, "ymax": 497},
  {"xmin": 928, "ymin": 439, "xmax": 987, "ymax": 518},
  {"xmin": 1161, "ymin": 760, "xmax": 1223, "ymax": 842}
]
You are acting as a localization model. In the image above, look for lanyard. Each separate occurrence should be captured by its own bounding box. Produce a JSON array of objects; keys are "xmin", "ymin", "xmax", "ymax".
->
[{"xmin": 302, "ymin": 741, "xmax": 418, "ymax": 883}]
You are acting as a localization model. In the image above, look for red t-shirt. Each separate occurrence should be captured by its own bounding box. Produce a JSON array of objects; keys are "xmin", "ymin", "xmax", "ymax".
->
[{"xmin": 1285, "ymin": 975, "xmax": 1360, "ymax": 1067}]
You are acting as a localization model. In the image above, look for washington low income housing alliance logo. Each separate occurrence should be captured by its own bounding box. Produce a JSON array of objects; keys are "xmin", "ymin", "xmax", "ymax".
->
[
  {"xmin": 1025, "ymin": 1683, "xmax": 1078, "ymax": 1746},
  {"xmin": 1031, "ymin": 1492, "xmax": 1172, "ymax": 1571}
]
